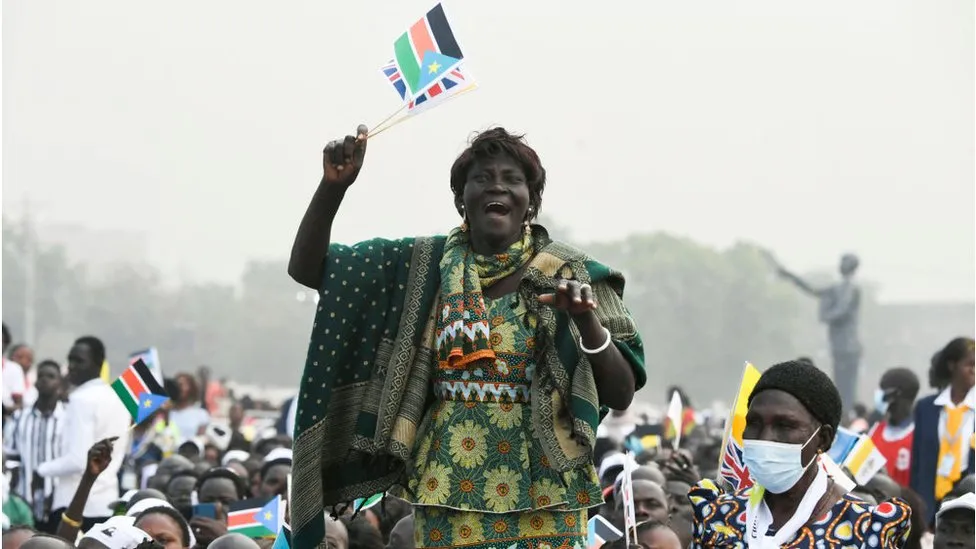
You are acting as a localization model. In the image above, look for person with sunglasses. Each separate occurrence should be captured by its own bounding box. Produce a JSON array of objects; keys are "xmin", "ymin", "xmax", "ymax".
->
[{"xmin": 868, "ymin": 367, "xmax": 920, "ymax": 488}]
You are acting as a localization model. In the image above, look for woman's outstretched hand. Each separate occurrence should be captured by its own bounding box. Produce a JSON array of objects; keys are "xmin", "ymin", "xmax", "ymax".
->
[
  {"xmin": 323, "ymin": 125, "xmax": 368, "ymax": 187},
  {"xmin": 538, "ymin": 279, "xmax": 598, "ymax": 318},
  {"xmin": 86, "ymin": 437, "xmax": 118, "ymax": 477}
]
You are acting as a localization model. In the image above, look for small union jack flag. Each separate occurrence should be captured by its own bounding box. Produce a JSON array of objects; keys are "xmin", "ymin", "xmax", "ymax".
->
[
  {"xmin": 720, "ymin": 439, "xmax": 753, "ymax": 492},
  {"xmin": 380, "ymin": 60, "xmax": 475, "ymax": 114}
]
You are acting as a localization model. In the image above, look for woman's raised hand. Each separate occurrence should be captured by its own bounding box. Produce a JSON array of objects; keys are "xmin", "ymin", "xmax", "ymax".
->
[{"xmin": 323, "ymin": 124, "xmax": 369, "ymax": 187}]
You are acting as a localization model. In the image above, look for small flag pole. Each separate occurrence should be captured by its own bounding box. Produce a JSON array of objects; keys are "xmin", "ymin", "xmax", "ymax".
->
[
  {"xmin": 368, "ymin": 85, "xmax": 479, "ymax": 139},
  {"xmin": 367, "ymin": 103, "xmax": 412, "ymax": 140}
]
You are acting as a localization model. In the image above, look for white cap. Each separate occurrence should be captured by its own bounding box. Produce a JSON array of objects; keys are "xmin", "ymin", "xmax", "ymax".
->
[
  {"xmin": 598, "ymin": 452, "xmax": 636, "ymax": 480},
  {"xmin": 81, "ymin": 516, "xmax": 151, "ymax": 549},
  {"xmin": 937, "ymin": 492, "xmax": 976, "ymax": 522},
  {"xmin": 222, "ymin": 450, "xmax": 251, "ymax": 467},
  {"xmin": 264, "ymin": 447, "xmax": 293, "ymax": 464},
  {"xmin": 125, "ymin": 497, "xmax": 174, "ymax": 517},
  {"xmin": 206, "ymin": 423, "xmax": 233, "ymax": 452}
]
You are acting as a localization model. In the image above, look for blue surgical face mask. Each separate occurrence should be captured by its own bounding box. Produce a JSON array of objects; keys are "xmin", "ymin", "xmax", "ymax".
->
[
  {"xmin": 742, "ymin": 426, "xmax": 821, "ymax": 494},
  {"xmin": 874, "ymin": 388, "xmax": 890, "ymax": 415}
]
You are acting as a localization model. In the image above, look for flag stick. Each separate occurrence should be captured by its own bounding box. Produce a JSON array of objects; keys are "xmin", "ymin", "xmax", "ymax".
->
[
  {"xmin": 367, "ymin": 102, "xmax": 411, "ymax": 140},
  {"xmin": 367, "ymin": 85, "xmax": 480, "ymax": 140}
]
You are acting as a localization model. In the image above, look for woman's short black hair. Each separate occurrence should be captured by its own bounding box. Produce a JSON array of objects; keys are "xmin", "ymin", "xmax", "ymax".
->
[
  {"xmin": 449, "ymin": 127, "xmax": 546, "ymax": 220},
  {"xmin": 930, "ymin": 337, "xmax": 974, "ymax": 389},
  {"xmin": 135, "ymin": 506, "xmax": 192, "ymax": 548},
  {"xmin": 196, "ymin": 467, "xmax": 248, "ymax": 499}
]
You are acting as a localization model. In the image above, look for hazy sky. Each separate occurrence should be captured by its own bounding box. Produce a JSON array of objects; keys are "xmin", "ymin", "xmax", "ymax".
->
[{"xmin": 4, "ymin": 0, "xmax": 973, "ymax": 302}]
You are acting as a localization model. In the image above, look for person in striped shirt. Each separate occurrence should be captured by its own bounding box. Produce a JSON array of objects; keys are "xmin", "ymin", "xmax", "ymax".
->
[{"xmin": 2, "ymin": 360, "xmax": 66, "ymax": 533}]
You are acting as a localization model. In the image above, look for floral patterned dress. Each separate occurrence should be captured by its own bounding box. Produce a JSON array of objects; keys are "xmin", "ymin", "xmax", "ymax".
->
[{"xmin": 408, "ymin": 293, "xmax": 602, "ymax": 549}]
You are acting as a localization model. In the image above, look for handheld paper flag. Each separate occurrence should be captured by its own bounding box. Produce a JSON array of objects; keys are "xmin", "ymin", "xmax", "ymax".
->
[
  {"xmin": 228, "ymin": 497, "xmax": 276, "ymax": 538},
  {"xmin": 844, "ymin": 436, "xmax": 887, "ymax": 485},
  {"xmin": 828, "ymin": 427, "xmax": 861, "ymax": 464},
  {"xmin": 353, "ymin": 493, "xmax": 384, "ymax": 512},
  {"xmin": 666, "ymin": 390, "xmax": 684, "ymax": 448},
  {"xmin": 587, "ymin": 515, "xmax": 623, "ymax": 549},
  {"xmin": 129, "ymin": 347, "xmax": 163, "ymax": 384},
  {"xmin": 392, "ymin": 3, "xmax": 464, "ymax": 97},
  {"xmin": 111, "ymin": 359, "xmax": 169, "ymax": 424},
  {"xmin": 621, "ymin": 451, "xmax": 637, "ymax": 544},
  {"xmin": 272, "ymin": 524, "xmax": 291, "ymax": 549},
  {"xmin": 255, "ymin": 496, "xmax": 284, "ymax": 538},
  {"xmin": 718, "ymin": 362, "xmax": 762, "ymax": 491},
  {"xmin": 381, "ymin": 61, "xmax": 475, "ymax": 114},
  {"xmin": 100, "ymin": 360, "xmax": 110, "ymax": 383}
]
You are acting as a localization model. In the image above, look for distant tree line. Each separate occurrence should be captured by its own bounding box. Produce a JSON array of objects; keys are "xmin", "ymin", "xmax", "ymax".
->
[{"xmin": 3, "ymin": 218, "xmax": 971, "ymax": 406}]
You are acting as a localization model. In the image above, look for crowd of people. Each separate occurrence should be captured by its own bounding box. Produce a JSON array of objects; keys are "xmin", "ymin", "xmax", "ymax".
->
[{"xmin": 1, "ymin": 125, "xmax": 974, "ymax": 549}]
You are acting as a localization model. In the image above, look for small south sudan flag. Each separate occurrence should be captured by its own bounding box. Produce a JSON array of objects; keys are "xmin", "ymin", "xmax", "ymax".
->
[{"xmin": 110, "ymin": 359, "xmax": 169, "ymax": 424}]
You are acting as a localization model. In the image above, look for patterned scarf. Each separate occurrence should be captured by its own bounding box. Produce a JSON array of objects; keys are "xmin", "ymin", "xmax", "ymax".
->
[{"xmin": 435, "ymin": 227, "xmax": 534, "ymax": 369}]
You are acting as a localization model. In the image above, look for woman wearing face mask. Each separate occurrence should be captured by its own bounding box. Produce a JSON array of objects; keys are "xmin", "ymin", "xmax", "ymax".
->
[{"xmin": 689, "ymin": 360, "xmax": 912, "ymax": 548}]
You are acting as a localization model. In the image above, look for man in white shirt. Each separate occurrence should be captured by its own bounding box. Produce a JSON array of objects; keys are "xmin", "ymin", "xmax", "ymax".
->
[{"xmin": 35, "ymin": 336, "xmax": 130, "ymax": 531}]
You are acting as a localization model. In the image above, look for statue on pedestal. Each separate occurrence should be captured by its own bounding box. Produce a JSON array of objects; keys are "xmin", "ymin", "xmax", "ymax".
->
[{"xmin": 767, "ymin": 253, "xmax": 862, "ymax": 411}]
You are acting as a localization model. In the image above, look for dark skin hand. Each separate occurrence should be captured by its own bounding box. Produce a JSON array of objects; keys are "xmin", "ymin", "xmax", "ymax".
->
[
  {"xmin": 538, "ymin": 279, "xmax": 636, "ymax": 410},
  {"xmin": 55, "ymin": 437, "xmax": 118, "ymax": 542},
  {"xmin": 661, "ymin": 449, "xmax": 701, "ymax": 486},
  {"xmin": 189, "ymin": 516, "xmax": 228, "ymax": 548},
  {"xmin": 288, "ymin": 125, "xmax": 369, "ymax": 289}
]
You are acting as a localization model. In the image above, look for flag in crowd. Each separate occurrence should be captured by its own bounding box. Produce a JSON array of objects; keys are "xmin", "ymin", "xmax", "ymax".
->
[
  {"xmin": 272, "ymin": 523, "xmax": 292, "ymax": 549},
  {"xmin": 587, "ymin": 515, "xmax": 623, "ymax": 549},
  {"xmin": 717, "ymin": 362, "xmax": 761, "ymax": 491},
  {"xmin": 381, "ymin": 61, "xmax": 476, "ymax": 114},
  {"xmin": 110, "ymin": 359, "xmax": 170, "ymax": 424},
  {"xmin": 391, "ymin": 3, "xmax": 464, "ymax": 98},
  {"xmin": 128, "ymin": 347, "xmax": 163, "ymax": 384},
  {"xmin": 228, "ymin": 496, "xmax": 282, "ymax": 538},
  {"xmin": 666, "ymin": 389, "xmax": 684, "ymax": 449}
]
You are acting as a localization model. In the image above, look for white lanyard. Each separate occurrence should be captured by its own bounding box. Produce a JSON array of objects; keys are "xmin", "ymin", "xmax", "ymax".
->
[{"xmin": 745, "ymin": 465, "xmax": 828, "ymax": 548}]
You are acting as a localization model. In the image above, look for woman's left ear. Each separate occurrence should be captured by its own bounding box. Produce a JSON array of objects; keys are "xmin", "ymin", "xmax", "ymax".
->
[{"xmin": 819, "ymin": 425, "xmax": 834, "ymax": 453}]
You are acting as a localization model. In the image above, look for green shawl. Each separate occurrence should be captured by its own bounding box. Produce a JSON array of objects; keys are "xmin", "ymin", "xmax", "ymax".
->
[{"xmin": 291, "ymin": 227, "xmax": 646, "ymax": 549}]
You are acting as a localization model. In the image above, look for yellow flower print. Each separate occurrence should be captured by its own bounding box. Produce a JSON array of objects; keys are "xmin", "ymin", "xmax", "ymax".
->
[
  {"xmin": 490, "ymin": 315, "xmax": 505, "ymax": 327},
  {"xmin": 417, "ymin": 462, "xmax": 451, "ymax": 505},
  {"xmin": 431, "ymin": 401, "xmax": 455, "ymax": 426},
  {"xmin": 489, "ymin": 320, "xmax": 518, "ymax": 351},
  {"xmin": 448, "ymin": 512, "xmax": 485, "ymax": 543},
  {"xmin": 448, "ymin": 420, "xmax": 489, "ymax": 468},
  {"xmin": 563, "ymin": 513, "xmax": 578, "ymax": 529},
  {"xmin": 575, "ymin": 490, "xmax": 592, "ymax": 506},
  {"xmin": 487, "ymin": 401, "xmax": 520, "ymax": 430},
  {"xmin": 530, "ymin": 478, "xmax": 566, "ymax": 509},
  {"xmin": 483, "ymin": 465, "xmax": 522, "ymax": 512},
  {"xmin": 491, "ymin": 519, "xmax": 509, "ymax": 535},
  {"xmin": 517, "ymin": 512, "xmax": 555, "ymax": 535}
]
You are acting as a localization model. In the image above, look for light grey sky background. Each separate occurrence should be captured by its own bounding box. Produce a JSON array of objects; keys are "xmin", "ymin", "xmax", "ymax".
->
[{"xmin": 4, "ymin": 0, "xmax": 973, "ymax": 302}]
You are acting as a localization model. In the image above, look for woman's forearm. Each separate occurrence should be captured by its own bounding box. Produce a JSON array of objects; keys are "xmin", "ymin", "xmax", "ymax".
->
[
  {"xmin": 56, "ymin": 472, "xmax": 97, "ymax": 540},
  {"xmin": 287, "ymin": 180, "xmax": 348, "ymax": 289},
  {"xmin": 573, "ymin": 311, "xmax": 636, "ymax": 410}
]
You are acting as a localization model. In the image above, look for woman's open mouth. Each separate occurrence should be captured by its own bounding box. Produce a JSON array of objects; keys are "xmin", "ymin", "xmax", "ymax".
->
[{"xmin": 483, "ymin": 202, "xmax": 511, "ymax": 218}]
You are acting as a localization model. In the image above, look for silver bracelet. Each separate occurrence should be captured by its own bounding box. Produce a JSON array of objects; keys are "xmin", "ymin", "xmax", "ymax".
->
[{"xmin": 579, "ymin": 326, "xmax": 612, "ymax": 355}]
